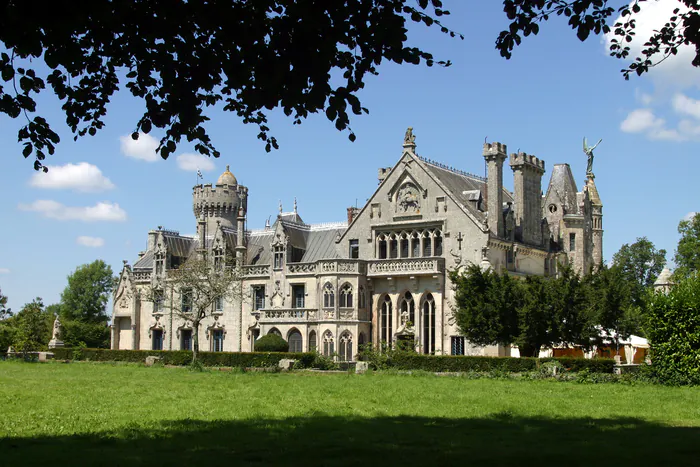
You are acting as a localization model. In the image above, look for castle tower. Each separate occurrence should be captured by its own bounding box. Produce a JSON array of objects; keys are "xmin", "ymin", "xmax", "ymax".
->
[
  {"xmin": 192, "ymin": 165, "xmax": 247, "ymax": 239},
  {"xmin": 510, "ymin": 152, "xmax": 546, "ymax": 246},
  {"xmin": 483, "ymin": 142, "xmax": 508, "ymax": 238},
  {"xmin": 586, "ymin": 174, "xmax": 603, "ymax": 266}
]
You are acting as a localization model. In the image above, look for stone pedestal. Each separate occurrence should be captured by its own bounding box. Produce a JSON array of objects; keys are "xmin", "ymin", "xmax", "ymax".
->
[{"xmin": 48, "ymin": 339, "xmax": 64, "ymax": 349}]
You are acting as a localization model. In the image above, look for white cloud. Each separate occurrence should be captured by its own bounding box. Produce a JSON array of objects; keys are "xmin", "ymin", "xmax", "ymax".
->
[
  {"xmin": 0, "ymin": 268, "xmax": 9, "ymax": 274},
  {"xmin": 620, "ymin": 109, "xmax": 660, "ymax": 133},
  {"xmin": 76, "ymin": 236, "xmax": 105, "ymax": 247},
  {"xmin": 18, "ymin": 200, "xmax": 127, "ymax": 222},
  {"xmin": 29, "ymin": 162, "xmax": 115, "ymax": 192},
  {"xmin": 672, "ymin": 93, "xmax": 700, "ymax": 119},
  {"xmin": 176, "ymin": 153, "xmax": 215, "ymax": 172},
  {"xmin": 684, "ymin": 212, "xmax": 698, "ymax": 221},
  {"xmin": 606, "ymin": 0, "xmax": 699, "ymax": 89},
  {"xmin": 120, "ymin": 133, "xmax": 160, "ymax": 162}
]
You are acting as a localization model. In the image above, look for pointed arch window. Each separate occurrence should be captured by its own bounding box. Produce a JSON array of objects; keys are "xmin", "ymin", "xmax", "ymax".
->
[
  {"xmin": 378, "ymin": 234, "xmax": 387, "ymax": 259},
  {"xmin": 323, "ymin": 283, "xmax": 335, "ymax": 309},
  {"xmin": 380, "ymin": 295, "xmax": 393, "ymax": 345},
  {"xmin": 422, "ymin": 231, "xmax": 432, "ymax": 256},
  {"xmin": 288, "ymin": 329, "xmax": 303, "ymax": 353},
  {"xmin": 399, "ymin": 291, "xmax": 415, "ymax": 326},
  {"xmin": 309, "ymin": 331, "xmax": 317, "ymax": 353},
  {"xmin": 389, "ymin": 233, "xmax": 398, "ymax": 259},
  {"xmin": 323, "ymin": 331, "xmax": 335, "ymax": 356},
  {"xmin": 339, "ymin": 332, "xmax": 353, "ymax": 362},
  {"xmin": 411, "ymin": 231, "xmax": 420, "ymax": 257},
  {"xmin": 358, "ymin": 286, "xmax": 366, "ymax": 309},
  {"xmin": 339, "ymin": 284, "xmax": 353, "ymax": 308},
  {"xmin": 422, "ymin": 293, "xmax": 436, "ymax": 354},
  {"xmin": 433, "ymin": 231, "xmax": 443, "ymax": 256},
  {"xmin": 400, "ymin": 232, "xmax": 409, "ymax": 258}
]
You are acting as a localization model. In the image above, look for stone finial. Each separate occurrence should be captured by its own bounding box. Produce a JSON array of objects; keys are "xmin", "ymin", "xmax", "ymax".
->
[
  {"xmin": 403, "ymin": 127, "xmax": 416, "ymax": 151},
  {"xmin": 278, "ymin": 200, "xmax": 283, "ymax": 214},
  {"xmin": 294, "ymin": 197, "xmax": 298, "ymax": 214}
]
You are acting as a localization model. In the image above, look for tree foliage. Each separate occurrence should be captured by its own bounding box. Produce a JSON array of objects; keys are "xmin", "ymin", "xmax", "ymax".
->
[
  {"xmin": 60, "ymin": 260, "xmax": 114, "ymax": 324},
  {"xmin": 613, "ymin": 237, "xmax": 667, "ymax": 302},
  {"xmin": 674, "ymin": 213, "xmax": 700, "ymax": 279},
  {"xmin": 646, "ymin": 273, "xmax": 700, "ymax": 385},
  {"xmin": 0, "ymin": 0, "xmax": 461, "ymax": 171},
  {"xmin": 147, "ymin": 254, "xmax": 243, "ymax": 363},
  {"xmin": 0, "ymin": 286, "xmax": 11, "ymax": 320},
  {"xmin": 497, "ymin": 1, "xmax": 700, "ymax": 80},
  {"xmin": 12, "ymin": 297, "xmax": 52, "ymax": 354}
]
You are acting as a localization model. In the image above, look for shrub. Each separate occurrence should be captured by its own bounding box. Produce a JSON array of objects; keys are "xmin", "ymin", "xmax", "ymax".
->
[{"xmin": 254, "ymin": 334, "xmax": 289, "ymax": 352}]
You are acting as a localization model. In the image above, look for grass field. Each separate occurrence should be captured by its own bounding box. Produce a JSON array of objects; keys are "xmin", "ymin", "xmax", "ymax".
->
[{"xmin": 1, "ymin": 362, "xmax": 699, "ymax": 466}]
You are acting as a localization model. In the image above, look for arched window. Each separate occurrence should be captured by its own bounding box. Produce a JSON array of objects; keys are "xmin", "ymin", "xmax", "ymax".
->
[
  {"xmin": 422, "ymin": 293, "xmax": 436, "ymax": 354},
  {"xmin": 422, "ymin": 231, "xmax": 432, "ymax": 256},
  {"xmin": 400, "ymin": 232, "xmax": 409, "ymax": 258},
  {"xmin": 411, "ymin": 231, "xmax": 420, "ymax": 257},
  {"xmin": 389, "ymin": 233, "xmax": 398, "ymax": 259},
  {"xmin": 434, "ymin": 230, "xmax": 443, "ymax": 256},
  {"xmin": 339, "ymin": 283, "xmax": 353, "ymax": 308},
  {"xmin": 323, "ymin": 331, "xmax": 334, "ymax": 356},
  {"xmin": 358, "ymin": 286, "xmax": 366, "ymax": 309},
  {"xmin": 323, "ymin": 283, "xmax": 335, "ymax": 308},
  {"xmin": 309, "ymin": 331, "xmax": 317, "ymax": 353},
  {"xmin": 399, "ymin": 291, "xmax": 415, "ymax": 326},
  {"xmin": 288, "ymin": 329, "xmax": 303, "ymax": 353},
  {"xmin": 380, "ymin": 295, "xmax": 393, "ymax": 345},
  {"xmin": 268, "ymin": 327, "xmax": 281, "ymax": 337},
  {"xmin": 339, "ymin": 332, "xmax": 353, "ymax": 362},
  {"xmin": 378, "ymin": 234, "xmax": 387, "ymax": 259}
]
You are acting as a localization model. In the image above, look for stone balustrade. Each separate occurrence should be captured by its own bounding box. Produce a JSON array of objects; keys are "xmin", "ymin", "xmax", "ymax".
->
[
  {"xmin": 259, "ymin": 308, "xmax": 317, "ymax": 322},
  {"xmin": 366, "ymin": 257, "xmax": 444, "ymax": 277},
  {"xmin": 243, "ymin": 264, "xmax": 271, "ymax": 277},
  {"xmin": 133, "ymin": 271, "xmax": 152, "ymax": 281},
  {"xmin": 286, "ymin": 262, "xmax": 317, "ymax": 275},
  {"xmin": 317, "ymin": 260, "xmax": 366, "ymax": 275}
]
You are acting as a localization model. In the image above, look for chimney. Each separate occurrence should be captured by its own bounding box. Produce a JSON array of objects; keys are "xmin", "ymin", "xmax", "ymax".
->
[
  {"xmin": 347, "ymin": 207, "xmax": 360, "ymax": 225},
  {"xmin": 483, "ymin": 142, "xmax": 508, "ymax": 237},
  {"xmin": 377, "ymin": 167, "xmax": 391, "ymax": 184},
  {"xmin": 509, "ymin": 152, "xmax": 545, "ymax": 245}
]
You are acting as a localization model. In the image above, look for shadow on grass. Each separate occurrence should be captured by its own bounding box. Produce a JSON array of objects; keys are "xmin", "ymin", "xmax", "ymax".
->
[{"xmin": 2, "ymin": 414, "xmax": 698, "ymax": 466}]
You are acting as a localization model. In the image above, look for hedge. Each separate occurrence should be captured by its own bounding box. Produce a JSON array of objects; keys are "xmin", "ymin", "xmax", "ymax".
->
[
  {"xmin": 51, "ymin": 348, "xmax": 316, "ymax": 368},
  {"xmin": 366, "ymin": 352, "xmax": 615, "ymax": 374}
]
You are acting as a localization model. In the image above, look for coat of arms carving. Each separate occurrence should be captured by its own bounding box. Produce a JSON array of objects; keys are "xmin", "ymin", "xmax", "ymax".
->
[{"xmin": 397, "ymin": 182, "xmax": 420, "ymax": 213}]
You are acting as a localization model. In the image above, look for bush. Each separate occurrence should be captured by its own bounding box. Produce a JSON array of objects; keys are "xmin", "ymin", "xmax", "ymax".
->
[
  {"xmin": 647, "ymin": 274, "xmax": 700, "ymax": 385},
  {"xmin": 254, "ymin": 334, "xmax": 289, "ymax": 352},
  {"xmin": 51, "ymin": 348, "xmax": 316, "ymax": 368}
]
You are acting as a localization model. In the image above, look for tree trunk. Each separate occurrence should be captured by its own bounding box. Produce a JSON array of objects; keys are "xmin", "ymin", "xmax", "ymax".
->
[{"xmin": 192, "ymin": 321, "xmax": 199, "ymax": 364}]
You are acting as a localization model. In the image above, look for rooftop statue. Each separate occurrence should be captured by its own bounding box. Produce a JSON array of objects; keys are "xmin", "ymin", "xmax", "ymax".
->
[{"xmin": 583, "ymin": 137, "xmax": 602, "ymax": 175}]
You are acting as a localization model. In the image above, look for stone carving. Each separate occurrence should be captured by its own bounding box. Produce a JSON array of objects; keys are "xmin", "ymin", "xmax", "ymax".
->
[
  {"xmin": 368, "ymin": 258, "xmax": 442, "ymax": 276},
  {"xmin": 287, "ymin": 263, "xmax": 316, "ymax": 274},
  {"xmin": 48, "ymin": 315, "xmax": 65, "ymax": 349},
  {"xmin": 243, "ymin": 265, "xmax": 270, "ymax": 276},
  {"xmin": 404, "ymin": 127, "xmax": 416, "ymax": 145},
  {"xmin": 583, "ymin": 137, "xmax": 602, "ymax": 175},
  {"xmin": 397, "ymin": 182, "xmax": 420, "ymax": 213}
]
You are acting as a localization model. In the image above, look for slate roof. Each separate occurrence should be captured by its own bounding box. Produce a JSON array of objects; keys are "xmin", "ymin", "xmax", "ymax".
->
[
  {"xmin": 300, "ymin": 227, "xmax": 344, "ymax": 262},
  {"xmin": 545, "ymin": 164, "xmax": 579, "ymax": 215},
  {"xmin": 164, "ymin": 234, "xmax": 196, "ymax": 257},
  {"xmin": 246, "ymin": 231, "xmax": 273, "ymax": 265},
  {"xmin": 133, "ymin": 250, "xmax": 153, "ymax": 269}
]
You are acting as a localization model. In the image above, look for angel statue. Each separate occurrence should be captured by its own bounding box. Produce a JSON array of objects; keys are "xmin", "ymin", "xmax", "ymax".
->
[{"xmin": 583, "ymin": 137, "xmax": 602, "ymax": 175}]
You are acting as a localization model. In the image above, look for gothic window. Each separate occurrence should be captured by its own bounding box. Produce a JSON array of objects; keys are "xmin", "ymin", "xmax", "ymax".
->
[
  {"xmin": 434, "ymin": 231, "xmax": 443, "ymax": 256},
  {"xmin": 399, "ymin": 291, "xmax": 415, "ymax": 325},
  {"xmin": 349, "ymin": 239, "xmax": 359, "ymax": 259},
  {"xmin": 152, "ymin": 329, "xmax": 163, "ymax": 350},
  {"xmin": 181, "ymin": 289, "xmax": 193, "ymax": 314},
  {"xmin": 309, "ymin": 331, "xmax": 317, "ymax": 353},
  {"xmin": 214, "ymin": 296, "xmax": 224, "ymax": 313},
  {"xmin": 153, "ymin": 290, "xmax": 164, "ymax": 314},
  {"xmin": 268, "ymin": 328, "xmax": 282, "ymax": 337},
  {"xmin": 422, "ymin": 231, "xmax": 432, "ymax": 256},
  {"xmin": 212, "ymin": 329, "xmax": 224, "ymax": 352},
  {"xmin": 378, "ymin": 234, "xmax": 387, "ymax": 259},
  {"xmin": 292, "ymin": 284, "xmax": 305, "ymax": 308},
  {"xmin": 569, "ymin": 233, "xmax": 576, "ymax": 252},
  {"xmin": 180, "ymin": 329, "xmax": 192, "ymax": 351},
  {"xmin": 380, "ymin": 295, "xmax": 393, "ymax": 345},
  {"xmin": 273, "ymin": 245, "xmax": 284, "ymax": 269},
  {"xmin": 288, "ymin": 329, "xmax": 303, "ymax": 353},
  {"xmin": 411, "ymin": 231, "xmax": 420, "ymax": 257},
  {"xmin": 339, "ymin": 284, "xmax": 353, "ymax": 308},
  {"xmin": 323, "ymin": 331, "xmax": 335, "ymax": 356},
  {"xmin": 253, "ymin": 285, "xmax": 265, "ymax": 310},
  {"xmin": 422, "ymin": 294, "xmax": 436, "ymax": 354},
  {"xmin": 339, "ymin": 332, "xmax": 353, "ymax": 362},
  {"xmin": 323, "ymin": 283, "xmax": 335, "ymax": 309},
  {"xmin": 155, "ymin": 252, "xmax": 165, "ymax": 275},
  {"xmin": 213, "ymin": 248, "xmax": 224, "ymax": 271},
  {"xmin": 451, "ymin": 336, "xmax": 465, "ymax": 356},
  {"xmin": 358, "ymin": 286, "xmax": 366, "ymax": 309},
  {"xmin": 389, "ymin": 234, "xmax": 398, "ymax": 259},
  {"xmin": 400, "ymin": 232, "xmax": 409, "ymax": 258}
]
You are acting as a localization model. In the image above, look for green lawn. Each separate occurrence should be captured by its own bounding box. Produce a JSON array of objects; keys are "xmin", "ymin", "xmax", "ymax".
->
[{"xmin": 1, "ymin": 362, "xmax": 699, "ymax": 466}]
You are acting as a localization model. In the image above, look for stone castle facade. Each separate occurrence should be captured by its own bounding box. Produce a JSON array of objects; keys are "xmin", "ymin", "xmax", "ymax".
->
[{"xmin": 111, "ymin": 129, "xmax": 603, "ymax": 358}]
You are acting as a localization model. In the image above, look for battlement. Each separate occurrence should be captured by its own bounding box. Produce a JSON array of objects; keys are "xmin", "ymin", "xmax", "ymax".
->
[
  {"xmin": 509, "ymin": 152, "xmax": 545, "ymax": 173},
  {"xmin": 192, "ymin": 183, "xmax": 246, "ymax": 199},
  {"xmin": 482, "ymin": 142, "xmax": 508, "ymax": 158},
  {"xmin": 378, "ymin": 167, "xmax": 392, "ymax": 184}
]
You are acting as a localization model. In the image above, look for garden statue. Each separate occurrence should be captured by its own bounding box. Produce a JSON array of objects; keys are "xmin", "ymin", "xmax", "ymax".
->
[
  {"xmin": 583, "ymin": 137, "xmax": 602, "ymax": 175},
  {"xmin": 48, "ymin": 314, "xmax": 64, "ymax": 349}
]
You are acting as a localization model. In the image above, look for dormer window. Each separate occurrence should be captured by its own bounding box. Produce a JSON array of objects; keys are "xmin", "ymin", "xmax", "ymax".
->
[
  {"xmin": 273, "ymin": 246, "xmax": 284, "ymax": 270},
  {"xmin": 155, "ymin": 252, "xmax": 165, "ymax": 275}
]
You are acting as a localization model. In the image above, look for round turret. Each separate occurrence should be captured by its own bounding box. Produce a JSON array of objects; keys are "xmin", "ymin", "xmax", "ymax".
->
[{"xmin": 192, "ymin": 166, "xmax": 246, "ymax": 235}]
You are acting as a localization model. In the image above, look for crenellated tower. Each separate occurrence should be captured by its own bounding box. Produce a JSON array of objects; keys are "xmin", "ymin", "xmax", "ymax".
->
[
  {"xmin": 510, "ymin": 152, "xmax": 545, "ymax": 246},
  {"xmin": 483, "ymin": 142, "xmax": 508, "ymax": 238},
  {"xmin": 192, "ymin": 165, "xmax": 248, "ymax": 242}
]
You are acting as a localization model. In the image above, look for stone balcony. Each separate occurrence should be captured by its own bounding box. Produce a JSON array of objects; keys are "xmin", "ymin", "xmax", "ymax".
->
[
  {"xmin": 366, "ymin": 257, "xmax": 444, "ymax": 277},
  {"xmin": 287, "ymin": 260, "xmax": 366, "ymax": 275},
  {"xmin": 258, "ymin": 308, "xmax": 318, "ymax": 322}
]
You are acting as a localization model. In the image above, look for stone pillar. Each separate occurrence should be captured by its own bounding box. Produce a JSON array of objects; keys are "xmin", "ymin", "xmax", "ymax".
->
[
  {"xmin": 510, "ymin": 152, "xmax": 545, "ymax": 245},
  {"xmin": 483, "ymin": 142, "xmax": 508, "ymax": 238},
  {"xmin": 110, "ymin": 324, "xmax": 118, "ymax": 350},
  {"xmin": 131, "ymin": 325, "xmax": 138, "ymax": 350}
]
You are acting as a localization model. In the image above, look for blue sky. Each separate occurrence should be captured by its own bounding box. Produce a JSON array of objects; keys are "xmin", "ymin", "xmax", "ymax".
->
[{"xmin": 1, "ymin": 1, "xmax": 697, "ymax": 312}]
